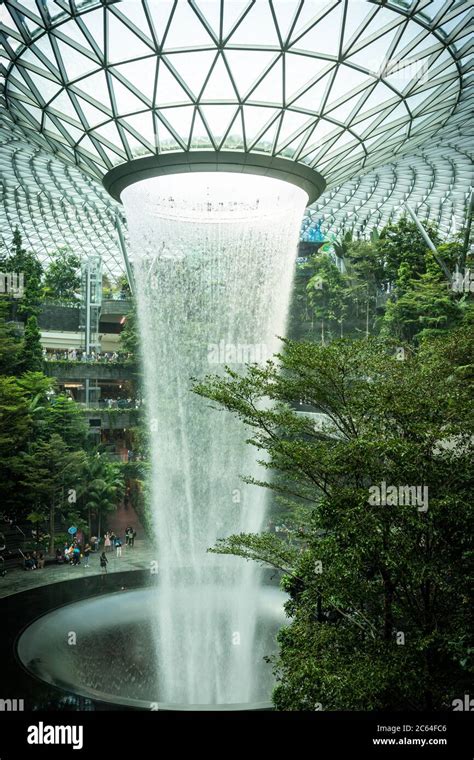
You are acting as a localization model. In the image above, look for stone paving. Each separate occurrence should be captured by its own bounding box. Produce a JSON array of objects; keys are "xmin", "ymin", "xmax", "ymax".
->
[{"xmin": 0, "ymin": 540, "xmax": 157, "ymax": 599}]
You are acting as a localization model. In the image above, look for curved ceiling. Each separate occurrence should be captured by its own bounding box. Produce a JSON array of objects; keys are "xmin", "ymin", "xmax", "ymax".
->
[
  {"xmin": 1, "ymin": 0, "xmax": 472, "ymax": 187},
  {"xmin": 0, "ymin": 1, "xmax": 472, "ymax": 275}
]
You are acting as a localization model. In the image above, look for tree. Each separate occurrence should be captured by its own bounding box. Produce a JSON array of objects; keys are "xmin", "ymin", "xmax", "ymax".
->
[
  {"xmin": 6, "ymin": 228, "xmax": 43, "ymax": 319},
  {"xmin": 382, "ymin": 253, "xmax": 463, "ymax": 342},
  {"xmin": 42, "ymin": 247, "xmax": 81, "ymax": 303},
  {"xmin": 80, "ymin": 453, "xmax": 124, "ymax": 536},
  {"xmin": 119, "ymin": 302, "xmax": 139, "ymax": 360},
  {"xmin": 20, "ymin": 434, "xmax": 87, "ymax": 553},
  {"xmin": 193, "ymin": 328, "xmax": 473, "ymax": 710},
  {"xmin": 20, "ymin": 315, "xmax": 44, "ymax": 373},
  {"xmin": 306, "ymin": 255, "xmax": 347, "ymax": 342},
  {"xmin": 378, "ymin": 217, "xmax": 440, "ymax": 284},
  {"xmin": 0, "ymin": 302, "xmax": 22, "ymax": 375}
]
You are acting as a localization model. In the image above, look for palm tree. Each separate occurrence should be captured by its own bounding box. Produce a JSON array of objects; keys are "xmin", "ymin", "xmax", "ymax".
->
[{"xmin": 80, "ymin": 453, "xmax": 124, "ymax": 537}]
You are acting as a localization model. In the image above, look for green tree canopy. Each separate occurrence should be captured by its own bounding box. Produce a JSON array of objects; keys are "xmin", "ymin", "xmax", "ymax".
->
[
  {"xmin": 42, "ymin": 247, "xmax": 81, "ymax": 303},
  {"xmin": 193, "ymin": 328, "xmax": 473, "ymax": 710}
]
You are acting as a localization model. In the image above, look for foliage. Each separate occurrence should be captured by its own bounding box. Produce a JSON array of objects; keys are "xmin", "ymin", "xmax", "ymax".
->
[
  {"xmin": 79, "ymin": 452, "xmax": 125, "ymax": 536},
  {"xmin": 42, "ymin": 247, "xmax": 81, "ymax": 303},
  {"xmin": 20, "ymin": 315, "xmax": 44, "ymax": 373},
  {"xmin": 194, "ymin": 328, "xmax": 473, "ymax": 710},
  {"xmin": 6, "ymin": 227, "xmax": 43, "ymax": 318}
]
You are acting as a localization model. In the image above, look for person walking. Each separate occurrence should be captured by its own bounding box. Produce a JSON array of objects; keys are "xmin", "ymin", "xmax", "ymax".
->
[
  {"xmin": 100, "ymin": 551, "xmax": 108, "ymax": 574},
  {"xmin": 83, "ymin": 544, "xmax": 91, "ymax": 567},
  {"xmin": 115, "ymin": 536, "xmax": 122, "ymax": 558},
  {"xmin": 130, "ymin": 529, "xmax": 136, "ymax": 548}
]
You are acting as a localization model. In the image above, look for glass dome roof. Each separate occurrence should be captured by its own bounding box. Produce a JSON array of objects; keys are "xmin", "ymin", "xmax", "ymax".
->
[
  {"xmin": 0, "ymin": 1, "xmax": 472, "ymax": 274},
  {"xmin": 1, "ymin": 0, "xmax": 472, "ymax": 188}
]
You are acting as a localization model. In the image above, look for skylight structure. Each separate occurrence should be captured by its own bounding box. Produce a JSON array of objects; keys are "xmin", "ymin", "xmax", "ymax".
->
[{"xmin": 0, "ymin": 0, "xmax": 472, "ymax": 266}]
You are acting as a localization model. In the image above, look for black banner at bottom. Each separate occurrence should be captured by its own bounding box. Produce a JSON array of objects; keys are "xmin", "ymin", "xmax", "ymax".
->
[{"xmin": 0, "ymin": 711, "xmax": 472, "ymax": 758}]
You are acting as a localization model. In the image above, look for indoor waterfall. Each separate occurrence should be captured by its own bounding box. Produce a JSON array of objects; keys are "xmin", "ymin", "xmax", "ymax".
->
[{"xmin": 121, "ymin": 172, "xmax": 307, "ymax": 706}]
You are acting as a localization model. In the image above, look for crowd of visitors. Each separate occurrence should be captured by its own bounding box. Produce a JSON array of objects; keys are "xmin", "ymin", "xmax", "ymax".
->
[
  {"xmin": 23, "ymin": 551, "xmax": 45, "ymax": 570},
  {"xmin": 21, "ymin": 526, "xmax": 138, "ymax": 572},
  {"xmin": 43, "ymin": 348, "xmax": 132, "ymax": 363}
]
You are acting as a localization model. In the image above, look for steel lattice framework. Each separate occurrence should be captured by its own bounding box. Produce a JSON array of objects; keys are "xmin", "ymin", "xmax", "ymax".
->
[{"xmin": 0, "ymin": 0, "xmax": 473, "ymax": 275}]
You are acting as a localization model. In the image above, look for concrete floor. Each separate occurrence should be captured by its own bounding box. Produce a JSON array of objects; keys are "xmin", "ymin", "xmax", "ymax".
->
[{"xmin": 0, "ymin": 540, "xmax": 157, "ymax": 599}]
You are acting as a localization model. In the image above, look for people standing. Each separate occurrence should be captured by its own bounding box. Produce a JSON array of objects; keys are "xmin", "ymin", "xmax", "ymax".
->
[
  {"xmin": 115, "ymin": 536, "xmax": 122, "ymax": 558},
  {"xmin": 83, "ymin": 544, "xmax": 91, "ymax": 567},
  {"xmin": 130, "ymin": 529, "xmax": 136, "ymax": 548},
  {"xmin": 104, "ymin": 532, "xmax": 112, "ymax": 552},
  {"xmin": 100, "ymin": 551, "xmax": 108, "ymax": 574}
]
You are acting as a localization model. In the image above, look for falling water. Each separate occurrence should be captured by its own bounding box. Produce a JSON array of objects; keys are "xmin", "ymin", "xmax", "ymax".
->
[{"xmin": 121, "ymin": 172, "xmax": 307, "ymax": 706}]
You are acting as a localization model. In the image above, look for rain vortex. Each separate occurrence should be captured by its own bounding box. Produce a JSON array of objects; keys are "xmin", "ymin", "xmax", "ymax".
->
[{"xmin": 122, "ymin": 172, "xmax": 307, "ymax": 705}]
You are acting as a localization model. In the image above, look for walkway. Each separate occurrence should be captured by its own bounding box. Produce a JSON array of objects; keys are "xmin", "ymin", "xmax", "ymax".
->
[{"xmin": 0, "ymin": 540, "xmax": 156, "ymax": 599}]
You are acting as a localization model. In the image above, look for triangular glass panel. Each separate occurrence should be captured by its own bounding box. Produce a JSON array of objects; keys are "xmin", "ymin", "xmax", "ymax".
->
[
  {"xmin": 155, "ymin": 62, "xmax": 192, "ymax": 106},
  {"xmin": 222, "ymin": 110, "xmax": 244, "ymax": 150},
  {"xmin": 229, "ymin": 2, "xmax": 279, "ymax": 46},
  {"xmin": 190, "ymin": 110, "xmax": 213, "ymax": 149},
  {"xmin": 165, "ymin": 51, "xmax": 217, "ymax": 99},
  {"xmin": 33, "ymin": 33, "xmax": 62, "ymax": 69},
  {"xmin": 48, "ymin": 89, "xmax": 82, "ymax": 121},
  {"xmin": 121, "ymin": 112, "xmax": 156, "ymax": 149},
  {"xmin": 56, "ymin": 38, "xmax": 98, "ymax": 81},
  {"xmin": 222, "ymin": 1, "xmax": 252, "ymax": 40},
  {"xmin": 121, "ymin": 129, "xmax": 151, "ymax": 159},
  {"xmin": 324, "ymin": 65, "xmax": 373, "ymax": 109},
  {"xmin": 43, "ymin": 115, "xmax": 69, "ymax": 143},
  {"xmin": 224, "ymin": 50, "xmax": 277, "ymax": 99},
  {"xmin": 271, "ymin": 0, "xmax": 300, "ymax": 45},
  {"xmin": 276, "ymin": 110, "xmax": 312, "ymax": 150},
  {"xmin": 243, "ymin": 105, "xmax": 280, "ymax": 142},
  {"xmin": 74, "ymin": 70, "xmax": 111, "ymax": 105},
  {"xmin": 77, "ymin": 134, "xmax": 101, "ymax": 160},
  {"xmin": 200, "ymin": 54, "xmax": 236, "ymax": 101},
  {"xmin": 356, "ymin": 81, "xmax": 396, "ymax": 117},
  {"xmin": 91, "ymin": 120, "xmax": 123, "ymax": 150},
  {"xmin": 284, "ymin": 52, "xmax": 331, "ymax": 101},
  {"xmin": 298, "ymin": 119, "xmax": 339, "ymax": 158},
  {"xmin": 251, "ymin": 117, "xmax": 279, "ymax": 153},
  {"xmin": 109, "ymin": 2, "xmax": 153, "ymax": 43},
  {"xmin": 193, "ymin": 1, "xmax": 221, "ymax": 40},
  {"xmin": 160, "ymin": 105, "xmax": 195, "ymax": 144},
  {"xmin": 347, "ymin": 30, "xmax": 401, "ymax": 76},
  {"xmin": 146, "ymin": 0, "xmax": 175, "ymax": 47},
  {"xmin": 113, "ymin": 59, "xmax": 156, "ymax": 104},
  {"xmin": 27, "ymin": 71, "xmax": 63, "ymax": 103},
  {"xmin": 342, "ymin": 3, "xmax": 375, "ymax": 53},
  {"xmin": 75, "ymin": 8, "xmax": 104, "ymax": 55},
  {"xmin": 155, "ymin": 117, "xmax": 181, "ymax": 152},
  {"xmin": 351, "ymin": 109, "xmax": 383, "ymax": 134},
  {"xmin": 399, "ymin": 32, "xmax": 442, "ymax": 62},
  {"xmin": 247, "ymin": 58, "xmax": 283, "ymax": 104},
  {"xmin": 289, "ymin": 71, "xmax": 332, "ymax": 112},
  {"xmin": 75, "ymin": 95, "xmax": 110, "ymax": 127},
  {"xmin": 112, "ymin": 77, "xmax": 149, "ymax": 114},
  {"xmin": 290, "ymin": 4, "xmax": 343, "ymax": 58},
  {"xmin": 163, "ymin": 2, "xmax": 214, "ymax": 49},
  {"xmin": 201, "ymin": 105, "xmax": 238, "ymax": 142},
  {"xmin": 325, "ymin": 93, "xmax": 362, "ymax": 124},
  {"xmin": 106, "ymin": 12, "xmax": 154, "ymax": 64}
]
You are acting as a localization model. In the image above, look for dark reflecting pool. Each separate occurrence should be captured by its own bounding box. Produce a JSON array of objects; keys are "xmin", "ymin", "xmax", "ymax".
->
[{"xmin": 17, "ymin": 586, "xmax": 287, "ymax": 710}]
